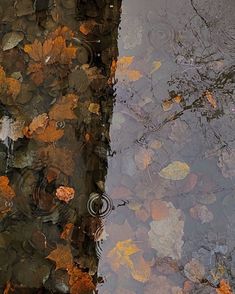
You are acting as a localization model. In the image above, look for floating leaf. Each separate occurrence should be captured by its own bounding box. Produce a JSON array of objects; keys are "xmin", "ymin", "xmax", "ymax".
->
[
  {"xmin": 56, "ymin": 186, "xmax": 75, "ymax": 203},
  {"xmin": 135, "ymin": 148, "xmax": 154, "ymax": 170},
  {"xmin": 47, "ymin": 244, "xmax": 73, "ymax": 270},
  {"xmin": 60, "ymin": 223, "xmax": 74, "ymax": 240},
  {"xmin": 24, "ymin": 113, "xmax": 49, "ymax": 137},
  {"xmin": 79, "ymin": 20, "xmax": 97, "ymax": 35},
  {"xmin": 6, "ymin": 78, "xmax": 21, "ymax": 98},
  {"xmin": 67, "ymin": 266, "xmax": 95, "ymax": 294},
  {"xmin": 159, "ymin": 161, "xmax": 190, "ymax": 180},
  {"xmin": 88, "ymin": 103, "xmax": 100, "ymax": 115},
  {"xmin": 49, "ymin": 94, "xmax": 78, "ymax": 121}
]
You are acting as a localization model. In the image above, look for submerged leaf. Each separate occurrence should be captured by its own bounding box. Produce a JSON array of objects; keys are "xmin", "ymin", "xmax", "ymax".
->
[
  {"xmin": 34, "ymin": 120, "xmax": 64, "ymax": 142},
  {"xmin": 49, "ymin": 94, "xmax": 78, "ymax": 121},
  {"xmin": 0, "ymin": 176, "xmax": 15, "ymax": 200},
  {"xmin": 204, "ymin": 90, "xmax": 217, "ymax": 109},
  {"xmin": 135, "ymin": 148, "xmax": 154, "ymax": 170},
  {"xmin": 24, "ymin": 113, "xmax": 49, "ymax": 137},
  {"xmin": 68, "ymin": 266, "xmax": 95, "ymax": 294},
  {"xmin": 47, "ymin": 244, "xmax": 73, "ymax": 270},
  {"xmin": 88, "ymin": 103, "xmax": 100, "ymax": 115},
  {"xmin": 159, "ymin": 161, "xmax": 190, "ymax": 180}
]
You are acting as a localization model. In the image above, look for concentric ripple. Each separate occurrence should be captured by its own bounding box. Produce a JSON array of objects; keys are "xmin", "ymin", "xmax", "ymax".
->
[{"xmin": 87, "ymin": 192, "xmax": 113, "ymax": 218}]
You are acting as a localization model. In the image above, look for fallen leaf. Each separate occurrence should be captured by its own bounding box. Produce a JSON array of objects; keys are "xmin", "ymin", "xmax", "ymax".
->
[
  {"xmin": 150, "ymin": 60, "xmax": 161, "ymax": 74},
  {"xmin": 150, "ymin": 200, "xmax": 170, "ymax": 220},
  {"xmin": 6, "ymin": 78, "xmax": 21, "ymax": 98},
  {"xmin": 47, "ymin": 244, "xmax": 73, "ymax": 270},
  {"xmin": 34, "ymin": 120, "xmax": 64, "ymax": 142},
  {"xmin": 0, "ymin": 176, "xmax": 15, "ymax": 200},
  {"xmin": 48, "ymin": 26, "xmax": 74, "ymax": 40},
  {"xmin": 184, "ymin": 258, "xmax": 205, "ymax": 283},
  {"xmin": 60, "ymin": 223, "xmax": 74, "ymax": 240},
  {"xmin": 116, "ymin": 56, "xmax": 142, "ymax": 82},
  {"xmin": 27, "ymin": 62, "xmax": 44, "ymax": 85},
  {"xmin": 79, "ymin": 20, "xmax": 97, "ymax": 35},
  {"xmin": 67, "ymin": 266, "xmax": 95, "ymax": 294},
  {"xmin": 216, "ymin": 280, "xmax": 232, "ymax": 294},
  {"xmin": 2, "ymin": 31, "xmax": 24, "ymax": 51},
  {"xmin": 173, "ymin": 94, "xmax": 182, "ymax": 104},
  {"xmin": 130, "ymin": 254, "xmax": 151, "ymax": 283},
  {"xmin": 190, "ymin": 204, "xmax": 214, "ymax": 223},
  {"xmin": 162, "ymin": 99, "xmax": 173, "ymax": 111},
  {"xmin": 56, "ymin": 186, "xmax": 75, "ymax": 203},
  {"xmin": 135, "ymin": 147, "xmax": 154, "ymax": 170},
  {"xmin": 49, "ymin": 94, "xmax": 78, "ymax": 121},
  {"xmin": 204, "ymin": 90, "xmax": 217, "ymax": 108},
  {"xmin": 159, "ymin": 161, "xmax": 190, "ymax": 180},
  {"xmin": 24, "ymin": 113, "xmax": 49, "ymax": 137},
  {"xmin": 148, "ymin": 202, "xmax": 184, "ymax": 260},
  {"xmin": 0, "ymin": 116, "xmax": 24, "ymax": 141},
  {"xmin": 149, "ymin": 139, "xmax": 162, "ymax": 150},
  {"xmin": 88, "ymin": 103, "xmax": 100, "ymax": 115}
]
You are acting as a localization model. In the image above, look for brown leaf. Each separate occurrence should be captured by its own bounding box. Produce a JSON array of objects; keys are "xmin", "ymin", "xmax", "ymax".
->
[
  {"xmin": 150, "ymin": 200, "xmax": 170, "ymax": 220},
  {"xmin": 162, "ymin": 99, "xmax": 173, "ymax": 111},
  {"xmin": 34, "ymin": 120, "xmax": 64, "ymax": 142},
  {"xmin": 56, "ymin": 186, "xmax": 75, "ymax": 203},
  {"xmin": 48, "ymin": 26, "xmax": 74, "ymax": 40},
  {"xmin": 47, "ymin": 244, "xmax": 73, "ymax": 270},
  {"xmin": 79, "ymin": 20, "xmax": 97, "ymax": 35},
  {"xmin": 88, "ymin": 103, "xmax": 100, "ymax": 115},
  {"xmin": 24, "ymin": 113, "xmax": 49, "ymax": 137},
  {"xmin": 116, "ymin": 56, "xmax": 142, "ymax": 82},
  {"xmin": 60, "ymin": 223, "xmax": 74, "ymax": 240},
  {"xmin": 49, "ymin": 94, "xmax": 78, "ymax": 121},
  {"xmin": 27, "ymin": 62, "xmax": 44, "ymax": 85},
  {"xmin": 216, "ymin": 280, "xmax": 232, "ymax": 294},
  {"xmin": 67, "ymin": 266, "xmax": 95, "ymax": 294},
  {"xmin": 0, "ymin": 176, "xmax": 15, "ymax": 200},
  {"xmin": 24, "ymin": 39, "xmax": 43, "ymax": 62}
]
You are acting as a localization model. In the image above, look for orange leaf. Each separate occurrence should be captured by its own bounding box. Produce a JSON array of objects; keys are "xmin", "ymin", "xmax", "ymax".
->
[
  {"xmin": 24, "ymin": 39, "xmax": 43, "ymax": 62},
  {"xmin": 27, "ymin": 62, "xmax": 44, "ymax": 85},
  {"xmin": 34, "ymin": 120, "xmax": 64, "ymax": 142},
  {"xmin": 150, "ymin": 200, "xmax": 170, "ymax": 220},
  {"xmin": 0, "ymin": 66, "xmax": 6, "ymax": 84},
  {"xmin": 49, "ymin": 26, "xmax": 74, "ymax": 40},
  {"xmin": 60, "ymin": 223, "xmax": 74, "ymax": 240},
  {"xmin": 6, "ymin": 78, "xmax": 21, "ymax": 98},
  {"xmin": 216, "ymin": 280, "xmax": 232, "ymax": 294},
  {"xmin": 49, "ymin": 94, "xmax": 78, "ymax": 120},
  {"xmin": 204, "ymin": 90, "xmax": 217, "ymax": 108},
  {"xmin": 116, "ymin": 56, "xmax": 142, "ymax": 82},
  {"xmin": 68, "ymin": 266, "xmax": 95, "ymax": 294},
  {"xmin": 24, "ymin": 113, "xmax": 49, "ymax": 137},
  {"xmin": 47, "ymin": 244, "xmax": 73, "ymax": 270},
  {"xmin": 56, "ymin": 186, "xmax": 75, "ymax": 203},
  {"xmin": 0, "ymin": 176, "xmax": 15, "ymax": 200},
  {"xmin": 79, "ymin": 20, "xmax": 97, "ymax": 35}
]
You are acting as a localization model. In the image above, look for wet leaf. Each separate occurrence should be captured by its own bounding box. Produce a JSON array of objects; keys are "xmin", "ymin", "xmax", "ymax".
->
[
  {"xmin": 27, "ymin": 62, "xmax": 44, "ymax": 85},
  {"xmin": 2, "ymin": 31, "xmax": 24, "ymax": 51},
  {"xmin": 190, "ymin": 204, "xmax": 214, "ymax": 223},
  {"xmin": 67, "ymin": 266, "xmax": 95, "ymax": 294},
  {"xmin": 148, "ymin": 203, "xmax": 184, "ymax": 260},
  {"xmin": 159, "ymin": 161, "xmax": 190, "ymax": 180},
  {"xmin": 150, "ymin": 60, "xmax": 161, "ymax": 74},
  {"xmin": 60, "ymin": 223, "xmax": 74, "ymax": 240},
  {"xmin": 135, "ymin": 147, "xmax": 154, "ymax": 170},
  {"xmin": 162, "ymin": 99, "xmax": 173, "ymax": 111},
  {"xmin": 216, "ymin": 280, "xmax": 232, "ymax": 294},
  {"xmin": 49, "ymin": 94, "xmax": 78, "ymax": 121},
  {"xmin": 48, "ymin": 26, "xmax": 74, "ymax": 40},
  {"xmin": 173, "ymin": 94, "xmax": 182, "ymax": 104},
  {"xmin": 0, "ymin": 176, "xmax": 15, "ymax": 200},
  {"xmin": 34, "ymin": 120, "xmax": 64, "ymax": 142},
  {"xmin": 47, "ymin": 244, "xmax": 73, "ymax": 270},
  {"xmin": 88, "ymin": 103, "xmax": 100, "ymax": 115},
  {"xmin": 204, "ymin": 90, "xmax": 217, "ymax": 108},
  {"xmin": 0, "ymin": 116, "xmax": 24, "ymax": 141},
  {"xmin": 150, "ymin": 200, "xmax": 170, "ymax": 220},
  {"xmin": 184, "ymin": 258, "xmax": 205, "ymax": 283},
  {"xmin": 130, "ymin": 254, "xmax": 151, "ymax": 283},
  {"xmin": 79, "ymin": 20, "xmax": 97, "ymax": 35},
  {"xmin": 6, "ymin": 78, "xmax": 21, "ymax": 98},
  {"xmin": 24, "ymin": 113, "xmax": 49, "ymax": 137},
  {"xmin": 116, "ymin": 56, "xmax": 142, "ymax": 82},
  {"xmin": 56, "ymin": 186, "xmax": 75, "ymax": 203}
]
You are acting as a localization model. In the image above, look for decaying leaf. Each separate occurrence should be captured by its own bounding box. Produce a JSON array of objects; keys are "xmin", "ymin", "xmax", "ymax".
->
[
  {"xmin": 47, "ymin": 244, "xmax": 73, "ymax": 270},
  {"xmin": 190, "ymin": 204, "xmax": 214, "ymax": 224},
  {"xmin": 88, "ymin": 103, "xmax": 100, "ymax": 115},
  {"xmin": 49, "ymin": 94, "xmax": 78, "ymax": 121},
  {"xmin": 159, "ymin": 161, "xmax": 190, "ymax": 180},
  {"xmin": 2, "ymin": 31, "xmax": 24, "ymax": 51},
  {"xmin": 34, "ymin": 120, "xmax": 64, "ymax": 142},
  {"xmin": 184, "ymin": 258, "xmax": 205, "ymax": 283},
  {"xmin": 116, "ymin": 56, "xmax": 142, "ymax": 82},
  {"xmin": 216, "ymin": 279, "xmax": 232, "ymax": 294},
  {"xmin": 60, "ymin": 223, "xmax": 74, "ymax": 240},
  {"xmin": 0, "ymin": 66, "xmax": 21, "ymax": 100},
  {"xmin": 0, "ymin": 176, "xmax": 15, "ymax": 200},
  {"xmin": 67, "ymin": 266, "xmax": 95, "ymax": 294},
  {"xmin": 24, "ymin": 113, "xmax": 49, "ymax": 137},
  {"xmin": 56, "ymin": 186, "xmax": 75, "ymax": 203},
  {"xmin": 148, "ymin": 202, "xmax": 184, "ymax": 260},
  {"xmin": 204, "ymin": 90, "xmax": 217, "ymax": 108},
  {"xmin": 135, "ymin": 147, "xmax": 154, "ymax": 170},
  {"xmin": 162, "ymin": 99, "xmax": 173, "ymax": 111},
  {"xmin": 0, "ymin": 116, "xmax": 24, "ymax": 141}
]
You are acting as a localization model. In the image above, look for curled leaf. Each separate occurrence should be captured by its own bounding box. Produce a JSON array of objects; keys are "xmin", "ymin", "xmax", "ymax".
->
[
  {"xmin": 88, "ymin": 103, "xmax": 100, "ymax": 115},
  {"xmin": 135, "ymin": 148, "xmax": 154, "ymax": 170},
  {"xmin": 116, "ymin": 56, "xmax": 142, "ymax": 82},
  {"xmin": 216, "ymin": 280, "xmax": 232, "ymax": 294}
]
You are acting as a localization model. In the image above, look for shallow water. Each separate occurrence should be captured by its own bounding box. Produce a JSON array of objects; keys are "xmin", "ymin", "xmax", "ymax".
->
[{"xmin": 0, "ymin": 0, "xmax": 234, "ymax": 293}]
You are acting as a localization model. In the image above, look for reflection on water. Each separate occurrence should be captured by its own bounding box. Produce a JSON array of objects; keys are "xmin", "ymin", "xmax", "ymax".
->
[{"xmin": 0, "ymin": 0, "xmax": 235, "ymax": 293}]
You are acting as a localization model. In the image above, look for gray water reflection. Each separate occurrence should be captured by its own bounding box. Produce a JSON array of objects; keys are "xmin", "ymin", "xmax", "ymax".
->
[{"xmin": 97, "ymin": 0, "xmax": 235, "ymax": 293}]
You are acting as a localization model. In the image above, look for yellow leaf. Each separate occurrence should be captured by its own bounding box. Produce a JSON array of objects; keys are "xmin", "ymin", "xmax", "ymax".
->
[
  {"xmin": 130, "ymin": 254, "xmax": 151, "ymax": 283},
  {"xmin": 150, "ymin": 60, "xmax": 161, "ymax": 74},
  {"xmin": 159, "ymin": 161, "xmax": 190, "ymax": 180},
  {"xmin": 88, "ymin": 103, "xmax": 100, "ymax": 115},
  {"xmin": 162, "ymin": 99, "xmax": 173, "ymax": 111},
  {"xmin": 34, "ymin": 120, "xmax": 64, "ymax": 142},
  {"xmin": 116, "ymin": 56, "xmax": 142, "ymax": 82}
]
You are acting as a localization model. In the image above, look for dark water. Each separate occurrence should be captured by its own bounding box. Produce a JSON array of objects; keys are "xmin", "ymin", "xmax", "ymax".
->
[{"xmin": 0, "ymin": 0, "xmax": 234, "ymax": 293}]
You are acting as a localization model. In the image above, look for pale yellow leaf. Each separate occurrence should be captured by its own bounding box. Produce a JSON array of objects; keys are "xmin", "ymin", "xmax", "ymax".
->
[{"xmin": 159, "ymin": 161, "xmax": 190, "ymax": 180}]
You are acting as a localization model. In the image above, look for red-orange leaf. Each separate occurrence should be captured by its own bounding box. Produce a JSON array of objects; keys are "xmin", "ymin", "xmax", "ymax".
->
[{"xmin": 34, "ymin": 120, "xmax": 64, "ymax": 142}]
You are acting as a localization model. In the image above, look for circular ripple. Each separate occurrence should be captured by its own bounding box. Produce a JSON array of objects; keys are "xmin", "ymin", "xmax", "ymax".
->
[
  {"xmin": 87, "ymin": 192, "xmax": 113, "ymax": 218},
  {"xmin": 148, "ymin": 21, "xmax": 175, "ymax": 50}
]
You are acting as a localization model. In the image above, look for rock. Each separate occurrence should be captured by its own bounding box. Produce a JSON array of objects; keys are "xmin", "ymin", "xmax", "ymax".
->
[{"xmin": 2, "ymin": 32, "xmax": 24, "ymax": 51}]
